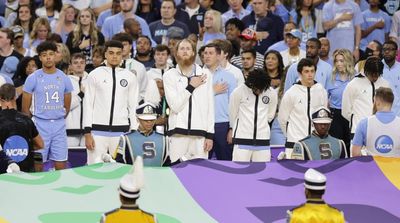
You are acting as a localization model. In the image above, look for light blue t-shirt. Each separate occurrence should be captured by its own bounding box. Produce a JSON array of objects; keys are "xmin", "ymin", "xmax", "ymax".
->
[
  {"xmin": 382, "ymin": 60, "xmax": 400, "ymax": 116},
  {"xmin": 284, "ymin": 58, "xmax": 333, "ymax": 92},
  {"xmin": 267, "ymin": 40, "xmax": 306, "ymax": 52},
  {"xmin": 289, "ymin": 10, "xmax": 317, "ymax": 44},
  {"xmin": 203, "ymin": 32, "xmax": 226, "ymax": 45},
  {"xmin": 213, "ymin": 68, "xmax": 237, "ymax": 123},
  {"xmin": 23, "ymin": 69, "xmax": 73, "ymax": 120},
  {"xmin": 326, "ymin": 73, "xmax": 351, "ymax": 109},
  {"xmin": 360, "ymin": 9, "xmax": 391, "ymax": 50},
  {"xmin": 322, "ymin": 0, "xmax": 363, "ymax": 53},
  {"xmin": 353, "ymin": 111, "xmax": 396, "ymax": 146},
  {"xmin": 96, "ymin": 9, "xmax": 112, "ymax": 28}
]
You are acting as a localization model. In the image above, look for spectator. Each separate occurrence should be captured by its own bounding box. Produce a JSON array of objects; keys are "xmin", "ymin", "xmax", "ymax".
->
[
  {"xmin": 123, "ymin": 18, "xmax": 142, "ymax": 47},
  {"xmin": 0, "ymin": 56, "xmax": 18, "ymax": 80},
  {"xmin": 228, "ymin": 69, "xmax": 277, "ymax": 162},
  {"xmin": 135, "ymin": 0, "xmax": 161, "ymax": 25},
  {"xmin": 13, "ymin": 4, "xmax": 37, "ymax": 48},
  {"xmin": 35, "ymin": 0, "xmax": 62, "ymax": 24},
  {"xmin": 0, "ymin": 83, "xmax": 44, "ymax": 172},
  {"xmin": 322, "ymin": 0, "xmax": 363, "ymax": 61},
  {"xmin": 11, "ymin": 25, "xmax": 34, "ymax": 57},
  {"xmin": 230, "ymin": 28, "xmax": 264, "ymax": 69},
  {"xmin": 5, "ymin": 0, "xmax": 36, "ymax": 27},
  {"xmin": 55, "ymin": 43, "xmax": 70, "ymax": 73},
  {"xmin": 268, "ymin": 21, "xmax": 304, "ymax": 52},
  {"xmin": 22, "ymin": 41, "xmax": 73, "ymax": 170},
  {"xmin": 101, "ymin": 0, "xmax": 152, "ymax": 41},
  {"xmin": 352, "ymin": 87, "xmax": 400, "ymax": 157},
  {"xmin": 355, "ymin": 40, "xmax": 382, "ymax": 74},
  {"xmin": 92, "ymin": 46, "xmax": 105, "ymax": 69},
  {"xmin": 290, "ymin": 0, "xmax": 317, "ymax": 44},
  {"xmin": 382, "ymin": 40, "xmax": 400, "ymax": 116},
  {"xmin": 203, "ymin": 43, "xmax": 236, "ymax": 160},
  {"xmin": 213, "ymin": 39, "xmax": 244, "ymax": 86},
  {"xmin": 112, "ymin": 33, "xmax": 148, "ymax": 102},
  {"xmin": 177, "ymin": 0, "xmax": 207, "ymax": 34},
  {"xmin": 97, "ymin": 0, "xmax": 121, "ymax": 29},
  {"xmin": 199, "ymin": 9, "xmax": 226, "ymax": 45},
  {"xmin": 83, "ymin": 40, "xmax": 138, "ymax": 164},
  {"xmin": 342, "ymin": 56, "xmax": 390, "ymax": 138},
  {"xmin": 66, "ymin": 8, "xmax": 105, "ymax": 73},
  {"xmin": 29, "ymin": 17, "xmax": 52, "ymax": 53},
  {"xmin": 66, "ymin": 53, "xmax": 88, "ymax": 148},
  {"xmin": 0, "ymin": 28, "xmax": 23, "ymax": 71},
  {"xmin": 319, "ymin": 37, "xmax": 332, "ymax": 65},
  {"xmin": 52, "ymin": 4, "xmax": 77, "ymax": 43},
  {"xmin": 149, "ymin": 0, "xmax": 190, "ymax": 45},
  {"xmin": 280, "ymin": 29, "xmax": 306, "ymax": 67},
  {"xmin": 222, "ymin": 0, "xmax": 250, "ymax": 25},
  {"xmin": 199, "ymin": 0, "xmax": 214, "ymax": 11},
  {"xmin": 163, "ymin": 39, "xmax": 214, "ymax": 163},
  {"xmin": 135, "ymin": 35, "xmax": 155, "ymax": 70},
  {"xmin": 241, "ymin": 49, "xmax": 256, "ymax": 79},
  {"xmin": 326, "ymin": 49, "xmax": 354, "ymax": 154},
  {"xmin": 360, "ymin": 0, "xmax": 391, "ymax": 51},
  {"xmin": 224, "ymin": 18, "xmax": 245, "ymax": 43},
  {"xmin": 278, "ymin": 58, "xmax": 328, "ymax": 158},
  {"xmin": 284, "ymin": 38, "xmax": 333, "ymax": 92},
  {"xmin": 291, "ymin": 107, "xmax": 347, "ymax": 160},
  {"xmin": 147, "ymin": 44, "xmax": 171, "ymax": 80}
]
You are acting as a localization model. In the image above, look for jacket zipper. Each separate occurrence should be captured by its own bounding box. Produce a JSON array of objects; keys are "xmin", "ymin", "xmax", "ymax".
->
[
  {"xmin": 307, "ymin": 87, "xmax": 311, "ymax": 135},
  {"xmin": 253, "ymin": 95, "xmax": 259, "ymax": 144},
  {"xmin": 79, "ymin": 77, "xmax": 83, "ymax": 130},
  {"xmin": 109, "ymin": 67, "xmax": 117, "ymax": 127}
]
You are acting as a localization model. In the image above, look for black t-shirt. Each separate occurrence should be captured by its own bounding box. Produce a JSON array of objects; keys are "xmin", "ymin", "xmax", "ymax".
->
[
  {"xmin": 0, "ymin": 109, "xmax": 39, "ymax": 172},
  {"xmin": 0, "ymin": 50, "xmax": 23, "ymax": 71}
]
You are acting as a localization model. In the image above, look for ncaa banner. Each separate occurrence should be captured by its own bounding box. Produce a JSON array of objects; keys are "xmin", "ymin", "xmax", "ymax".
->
[{"xmin": 0, "ymin": 157, "xmax": 399, "ymax": 222}]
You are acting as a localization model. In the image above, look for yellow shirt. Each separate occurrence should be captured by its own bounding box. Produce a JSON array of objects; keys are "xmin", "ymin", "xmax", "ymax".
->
[
  {"xmin": 287, "ymin": 199, "xmax": 345, "ymax": 223},
  {"xmin": 101, "ymin": 205, "xmax": 157, "ymax": 223}
]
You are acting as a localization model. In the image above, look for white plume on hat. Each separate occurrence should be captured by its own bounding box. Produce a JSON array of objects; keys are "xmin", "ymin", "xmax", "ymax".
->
[{"xmin": 119, "ymin": 156, "xmax": 145, "ymax": 198}]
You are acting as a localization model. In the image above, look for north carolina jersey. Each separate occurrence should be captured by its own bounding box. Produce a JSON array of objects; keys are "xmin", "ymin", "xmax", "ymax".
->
[
  {"xmin": 100, "ymin": 206, "xmax": 157, "ymax": 223},
  {"xmin": 287, "ymin": 199, "xmax": 345, "ymax": 223},
  {"xmin": 115, "ymin": 131, "xmax": 165, "ymax": 166},
  {"xmin": 23, "ymin": 69, "xmax": 73, "ymax": 120},
  {"xmin": 291, "ymin": 132, "xmax": 347, "ymax": 160}
]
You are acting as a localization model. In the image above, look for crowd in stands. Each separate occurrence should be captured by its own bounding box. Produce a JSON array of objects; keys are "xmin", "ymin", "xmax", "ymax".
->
[{"xmin": 1, "ymin": 0, "xmax": 400, "ymax": 172}]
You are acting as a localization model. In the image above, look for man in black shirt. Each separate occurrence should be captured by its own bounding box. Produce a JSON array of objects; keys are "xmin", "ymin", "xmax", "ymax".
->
[{"xmin": 0, "ymin": 84, "xmax": 44, "ymax": 172}]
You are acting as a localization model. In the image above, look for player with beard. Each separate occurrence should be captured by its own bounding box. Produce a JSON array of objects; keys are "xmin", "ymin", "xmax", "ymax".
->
[{"xmin": 163, "ymin": 39, "xmax": 214, "ymax": 163}]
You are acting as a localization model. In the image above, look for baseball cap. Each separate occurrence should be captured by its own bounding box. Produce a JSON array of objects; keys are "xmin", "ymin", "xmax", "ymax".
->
[
  {"xmin": 136, "ymin": 102, "xmax": 157, "ymax": 120},
  {"xmin": 304, "ymin": 168, "xmax": 326, "ymax": 190},
  {"xmin": 10, "ymin": 25, "xmax": 24, "ymax": 38},
  {"xmin": 167, "ymin": 26, "xmax": 185, "ymax": 40},
  {"xmin": 312, "ymin": 107, "xmax": 332, "ymax": 124},
  {"xmin": 0, "ymin": 56, "xmax": 19, "ymax": 79},
  {"xmin": 285, "ymin": 29, "xmax": 302, "ymax": 40},
  {"xmin": 119, "ymin": 156, "xmax": 144, "ymax": 199},
  {"xmin": 239, "ymin": 28, "xmax": 257, "ymax": 41}
]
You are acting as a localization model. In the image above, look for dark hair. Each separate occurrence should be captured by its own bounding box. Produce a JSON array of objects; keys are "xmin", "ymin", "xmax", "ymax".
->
[
  {"xmin": 14, "ymin": 4, "xmax": 37, "ymax": 33},
  {"xmin": 241, "ymin": 49, "xmax": 256, "ymax": 58},
  {"xmin": 0, "ymin": 83, "xmax": 16, "ymax": 101},
  {"xmin": 204, "ymin": 42, "xmax": 222, "ymax": 54},
  {"xmin": 297, "ymin": 58, "xmax": 316, "ymax": 73},
  {"xmin": 71, "ymin": 52, "xmax": 86, "ymax": 61},
  {"xmin": 14, "ymin": 56, "xmax": 40, "ymax": 85},
  {"xmin": 47, "ymin": 33, "xmax": 63, "ymax": 43},
  {"xmin": 36, "ymin": 41, "xmax": 58, "ymax": 55},
  {"xmin": 137, "ymin": 35, "xmax": 152, "ymax": 45},
  {"xmin": 375, "ymin": 87, "xmax": 394, "ymax": 104},
  {"xmin": 364, "ymin": 56, "xmax": 383, "ymax": 77},
  {"xmin": 213, "ymin": 39, "xmax": 233, "ymax": 59},
  {"xmin": 198, "ymin": 45, "xmax": 206, "ymax": 57},
  {"xmin": 93, "ymin": 45, "xmax": 105, "ymax": 57},
  {"xmin": 307, "ymin": 189, "xmax": 325, "ymax": 197},
  {"xmin": 123, "ymin": 18, "xmax": 138, "ymax": 30},
  {"xmin": 104, "ymin": 40, "xmax": 124, "ymax": 52},
  {"xmin": 307, "ymin": 37, "xmax": 321, "ymax": 49},
  {"xmin": 112, "ymin": 33, "xmax": 133, "ymax": 45},
  {"xmin": 245, "ymin": 69, "xmax": 271, "ymax": 92},
  {"xmin": 383, "ymin": 40, "xmax": 398, "ymax": 51},
  {"xmin": 0, "ymin": 28, "xmax": 14, "ymax": 45},
  {"xmin": 225, "ymin": 18, "xmax": 245, "ymax": 33},
  {"xmin": 295, "ymin": 0, "xmax": 315, "ymax": 29},
  {"xmin": 155, "ymin": 44, "xmax": 170, "ymax": 55},
  {"xmin": 264, "ymin": 50, "xmax": 284, "ymax": 80},
  {"xmin": 161, "ymin": 0, "xmax": 176, "ymax": 8},
  {"xmin": 119, "ymin": 194, "xmax": 138, "ymax": 205}
]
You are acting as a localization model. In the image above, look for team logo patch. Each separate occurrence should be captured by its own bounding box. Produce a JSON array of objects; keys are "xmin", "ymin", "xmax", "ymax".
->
[
  {"xmin": 120, "ymin": 79, "xmax": 128, "ymax": 87},
  {"xmin": 3, "ymin": 135, "xmax": 29, "ymax": 162},
  {"xmin": 375, "ymin": 135, "xmax": 393, "ymax": 154},
  {"xmin": 262, "ymin": 96, "xmax": 270, "ymax": 104}
]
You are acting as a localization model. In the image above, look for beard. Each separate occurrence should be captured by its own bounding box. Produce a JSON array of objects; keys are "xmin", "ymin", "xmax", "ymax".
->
[
  {"xmin": 176, "ymin": 54, "xmax": 195, "ymax": 67},
  {"xmin": 137, "ymin": 49, "xmax": 151, "ymax": 57}
]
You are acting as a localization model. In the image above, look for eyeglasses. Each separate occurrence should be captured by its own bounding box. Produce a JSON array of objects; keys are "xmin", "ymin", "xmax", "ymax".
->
[{"xmin": 382, "ymin": 48, "xmax": 397, "ymax": 52}]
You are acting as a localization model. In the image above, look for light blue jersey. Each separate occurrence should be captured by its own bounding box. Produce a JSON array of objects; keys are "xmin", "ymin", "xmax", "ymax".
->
[{"xmin": 23, "ymin": 69, "xmax": 73, "ymax": 120}]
